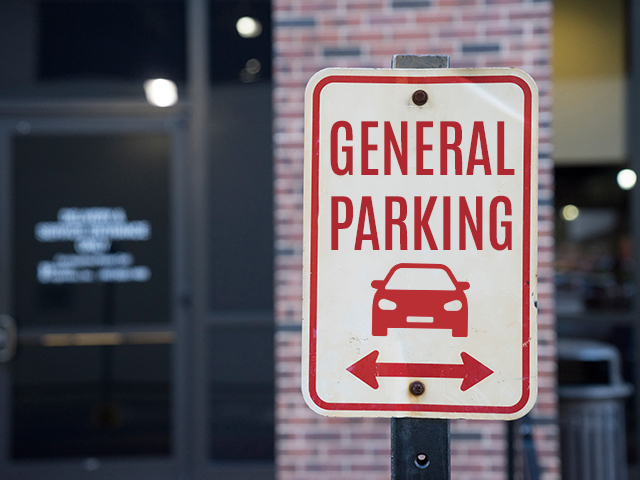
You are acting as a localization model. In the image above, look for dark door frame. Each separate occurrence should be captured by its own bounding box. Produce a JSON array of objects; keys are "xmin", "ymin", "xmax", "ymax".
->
[{"xmin": 0, "ymin": 104, "xmax": 191, "ymax": 480}]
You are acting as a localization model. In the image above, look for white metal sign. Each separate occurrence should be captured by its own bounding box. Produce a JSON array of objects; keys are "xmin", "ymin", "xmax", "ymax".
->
[{"xmin": 302, "ymin": 68, "xmax": 538, "ymax": 419}]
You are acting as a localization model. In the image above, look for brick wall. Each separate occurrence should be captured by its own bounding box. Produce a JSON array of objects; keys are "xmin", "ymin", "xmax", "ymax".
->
[{"xmin": 273, "ymin": 1, "xmax": 558, "ymax": 478}]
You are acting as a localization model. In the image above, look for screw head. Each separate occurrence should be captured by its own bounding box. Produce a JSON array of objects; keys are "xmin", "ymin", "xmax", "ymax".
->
[
  {"xmin": 409, "ymin": 381, "xmax": 425, "ymax": 396},
  {"xmin": 415, "ymin": 453, "xmax": 430, "ymax": 469},
  {"xmin": 412, "ymin": 90, "xmax": 428, "ymax": 106}
]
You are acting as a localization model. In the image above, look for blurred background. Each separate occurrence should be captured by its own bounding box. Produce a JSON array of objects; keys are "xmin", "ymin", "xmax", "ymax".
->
[
  {"xmin": 0, "ymin": 1, "xmax": 274, "ymax": 479},
  {"xmin": 1, "ymin": 0, "xmax": 640, "ymax": 479}
]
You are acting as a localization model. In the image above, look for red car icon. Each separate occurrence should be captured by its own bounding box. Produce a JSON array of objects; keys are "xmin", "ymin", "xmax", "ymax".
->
[{"xmin": 371, "ymin": 263, "xmax": 470, "ymax": 337}]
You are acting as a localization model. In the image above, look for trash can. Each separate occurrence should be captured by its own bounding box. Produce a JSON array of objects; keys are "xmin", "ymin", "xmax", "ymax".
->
[{"xmin": 558, "ymin": 339, "xmax": 633, "ymax": 480}]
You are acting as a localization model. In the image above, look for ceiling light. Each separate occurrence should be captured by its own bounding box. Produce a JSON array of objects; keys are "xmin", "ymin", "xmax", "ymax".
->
[
  {"xmin": 143, "ymin": 79, "xmax": 178, "ymax": 107},
  {"xmin": 245, "ymin": 58, "xmax": 261, "ymax": 74},
  {"xmin": 562, "ymin": 204, "xmax": 580, "ymax": 222},
  {"xmin": 617, "ymin": 168, "xmax": 637, "ymax": 190},
  {"xmin": 236, "ymin": 16, "xmax": 262, "ymax": 38}
]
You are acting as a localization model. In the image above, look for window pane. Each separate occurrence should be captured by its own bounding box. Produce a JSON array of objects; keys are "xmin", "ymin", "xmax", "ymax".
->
[
  {"xmin": 208, "ymin": 325, "xmax": 274, "ymax": 460},
  {"xmin": 12, "ymin": 344, "xmax": 172, "ymax": 458},
  {"xmin": 555, "ymin": 166, "xmax": 634, "ymax": 313},
  {"xmin": 208, "ymin": 84, "xmax": 273, "ymax": 310},
  {"xmin": 209, "ymin": 0, "xmax": 272, "ymax": 83},
  {"xmin": 13, "ymin": 134, "xmax": 172, "ymax": 326},
  {"xmin": 39, "ymin": 1, "xmax": 186, "ymax": 82},
  {"xmin": 386, "ymin": 267, "xmax": 457, "ymax": 291}
]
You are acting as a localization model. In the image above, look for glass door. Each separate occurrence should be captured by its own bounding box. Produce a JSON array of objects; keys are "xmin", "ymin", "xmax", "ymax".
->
[{"xmin": 0, "ymin": 117, "xmax": 188, "ymax": 479}]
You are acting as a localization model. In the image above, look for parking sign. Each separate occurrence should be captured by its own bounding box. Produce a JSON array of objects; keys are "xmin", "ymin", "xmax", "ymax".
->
[{"xmin": 302, "ymin": 68, "xmax": 538, "ymax": 419}]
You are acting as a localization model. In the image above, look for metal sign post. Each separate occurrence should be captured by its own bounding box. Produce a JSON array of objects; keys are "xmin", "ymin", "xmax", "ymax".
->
[
  {"xmin": 392, "ymin": 417, "xmax": 450, "ymax": 479},
  {"xmin": 390, "ymin": 54, "xmax": 451, "ymax": 480}
]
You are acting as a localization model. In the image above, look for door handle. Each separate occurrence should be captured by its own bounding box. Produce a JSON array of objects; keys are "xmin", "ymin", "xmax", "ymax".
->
[{"xmin": 0, "ymin": 315, "xmax": 17, "ymax": 362}]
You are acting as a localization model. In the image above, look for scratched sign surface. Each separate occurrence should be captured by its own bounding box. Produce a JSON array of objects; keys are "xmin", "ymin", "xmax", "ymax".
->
[{"xmin": 302, "ymin": 68, "xmax": 538, "ymax": 419}]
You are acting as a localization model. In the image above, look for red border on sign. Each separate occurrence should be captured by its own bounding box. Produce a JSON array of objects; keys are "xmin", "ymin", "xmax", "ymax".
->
[{"xmin": 308, "ymin": 73, "xmax": 534, "ymax": 415}]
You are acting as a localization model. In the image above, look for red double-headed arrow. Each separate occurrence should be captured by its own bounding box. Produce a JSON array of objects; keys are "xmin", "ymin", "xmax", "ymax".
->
[{"xmin": 347, "ymin": 350, "xmax": 493, "ymax": 391}]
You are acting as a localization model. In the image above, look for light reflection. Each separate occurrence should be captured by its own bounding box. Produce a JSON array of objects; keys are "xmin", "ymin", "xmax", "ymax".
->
[
  {"xmin": 562, "ymin": 204, "xmax": 580, "ymax": 221},
  {"xmin": 617, "ymin": 169, "xmax": 637, "ymax": 190},
  {"xmin": 143, "ymin": 79, "xmax": 178, "ymax": 107},
  {"xmin": 236, "ymin": 16, "xmax": 262, "ymax": 38}
]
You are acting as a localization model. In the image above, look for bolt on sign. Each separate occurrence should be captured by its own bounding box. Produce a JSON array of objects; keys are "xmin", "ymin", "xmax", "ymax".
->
[{"xmin": 302, "ymin": 68, "xmax": 539, "ymax": 419}]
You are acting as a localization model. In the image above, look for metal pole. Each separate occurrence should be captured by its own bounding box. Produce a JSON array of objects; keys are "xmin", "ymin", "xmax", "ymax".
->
[
  {"xmin": 187, "ymin": 0, "xmax": 210, "ymax": 476},
  {"xmin": 628, "ymin": 0, "xmax": 640, "ymax": 463},
  {"xmin": 390, "ymin": 54, "xmax": 451, "ymax": 480},
  {"xmin": 391, "ymin": 418, "xmax": 450, "ymax": 479},
  {"xmin": 507, "ymin": 420, "xmax": 516, "ymax": 480},
  {"xmin": 520, "ymin": 418, "xmax": 541, "ymax": 480}
]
